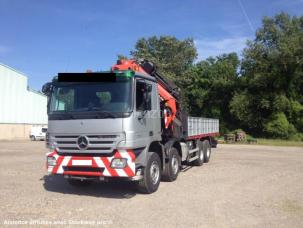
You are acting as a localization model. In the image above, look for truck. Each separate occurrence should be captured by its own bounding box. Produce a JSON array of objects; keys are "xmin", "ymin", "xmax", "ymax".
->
[{"xmin": 42, "ymin": 59, "xmax": 219, "ymax": 193}]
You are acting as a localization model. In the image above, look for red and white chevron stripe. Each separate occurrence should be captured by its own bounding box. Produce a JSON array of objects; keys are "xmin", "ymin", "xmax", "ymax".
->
[{"xmin": 46, "ymin": 149, "xmax": 136, "ymax": 177}]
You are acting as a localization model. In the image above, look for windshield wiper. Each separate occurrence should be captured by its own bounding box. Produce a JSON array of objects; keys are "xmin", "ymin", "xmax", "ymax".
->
[
  {"xmin": 87, "ymin": 107, "xmax": 102, "ymax": 111},
  {"xmin": 51, "ymin": 111, "xmax": 76, "ymax": 120},
  {"xmin": 94, "ymin": 111, "xmax": 118, "ymax": 118},
  {"xmin": 66, "ymin": 113, "xmax": 76, "ymax": 119},
  {"xmin": 86, "ymin": 107, "xmax": 118, "ymax": 118}
]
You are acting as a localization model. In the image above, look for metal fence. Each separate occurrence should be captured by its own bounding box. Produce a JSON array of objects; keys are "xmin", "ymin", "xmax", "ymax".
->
[{"xmin": 187, "ymin": 117, "xmax": 219, "ymax": 137}]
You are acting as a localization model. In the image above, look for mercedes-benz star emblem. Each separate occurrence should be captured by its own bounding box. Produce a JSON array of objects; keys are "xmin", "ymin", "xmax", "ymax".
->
[{"xmin": 77, "ymin": 135, "xmax": 89, "ymax": 150}]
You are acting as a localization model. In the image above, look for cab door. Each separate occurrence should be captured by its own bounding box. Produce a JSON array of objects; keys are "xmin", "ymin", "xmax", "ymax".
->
[
  {"xmin": 122, "ymin": 78, "xmax": 161, "ymax": 150},
  {"xmin": 134, "ymin": 79, "xmax": 154, "ymax": 146},
  {"xmin": 135, "ymin": 78, "xmax": 160, "ymax": 146}
]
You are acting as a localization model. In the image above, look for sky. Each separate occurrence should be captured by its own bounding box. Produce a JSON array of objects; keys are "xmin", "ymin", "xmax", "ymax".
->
[{"xmin": 0, "ymin": 0, "xmax": 302, "ymax": 91}]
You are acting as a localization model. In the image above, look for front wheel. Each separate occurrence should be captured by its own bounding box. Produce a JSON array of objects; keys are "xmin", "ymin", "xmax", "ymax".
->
[
  {"xmin": 137, "ymin": 152, "xmax": 161, "ymax": 194},
  {"xmin": 30, "ymin": 135, "xmax": 36, "ymax": 141}
]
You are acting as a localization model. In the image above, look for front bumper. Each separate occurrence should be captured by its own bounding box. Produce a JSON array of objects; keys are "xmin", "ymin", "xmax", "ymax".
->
[{"xmin": 46, "ymin": 149, "xmax": 136, "ymax": 177}]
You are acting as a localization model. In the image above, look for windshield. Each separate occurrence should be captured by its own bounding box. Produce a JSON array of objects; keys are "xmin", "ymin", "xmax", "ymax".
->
[{"xmin": 50, "ymin": 79, "xmax": 132, "ymax": 115}]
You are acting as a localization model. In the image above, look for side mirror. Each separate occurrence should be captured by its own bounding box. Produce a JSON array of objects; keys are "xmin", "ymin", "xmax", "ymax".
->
[{"xmin": 42, "ymin": 82, "xmax": 52, "ymax": 96}]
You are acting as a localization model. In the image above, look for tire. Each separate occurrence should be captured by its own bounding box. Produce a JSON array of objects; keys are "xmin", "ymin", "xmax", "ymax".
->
[
  {"xmin": 192, "ymin": 140, "xmax": 204, "ymax": 166},
  {"xmin": 162, "ymin": 147, "xmax": 180, "ymax": 182},
  {"xmin": 137, "ymin": 152, "xmax": 161, "ymax": 194},
  {"xmin": 30, "ymin": 135, "xmax": 36, "ymax": 141},
  {"xmin": 67, "ymin": 179, "xmax": 92, "ymax": 187},
  {"xmin": 203, "ymin": 140, "xmax": 211, "ymax": 163}
]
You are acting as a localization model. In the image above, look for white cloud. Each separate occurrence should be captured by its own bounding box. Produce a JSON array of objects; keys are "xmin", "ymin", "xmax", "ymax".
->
[{"xmin": 195, "ymin": 37, "xmax": 250, "ymax": 60}]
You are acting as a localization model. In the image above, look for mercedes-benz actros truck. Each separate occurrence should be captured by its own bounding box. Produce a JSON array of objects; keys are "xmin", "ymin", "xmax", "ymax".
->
[{"xmin": 42, "ymin": 59, "xmax": 219, "ymax": 193}]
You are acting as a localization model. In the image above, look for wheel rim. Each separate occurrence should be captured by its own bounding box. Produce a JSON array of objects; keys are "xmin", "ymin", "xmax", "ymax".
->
[
  {"xmin": 150, "ymin": 161, "xmax": 160, "ymax": 185},
  {"xmin": 207, "ymin": 148, "xmax": 210, "ymax": 158},
  {"xmin": 171, "ymin": 155, "xmax": 179, "ymax": 175},
  {"xmin": 200, "ymin": 148, "xmax": 204, "ymax": 160}
]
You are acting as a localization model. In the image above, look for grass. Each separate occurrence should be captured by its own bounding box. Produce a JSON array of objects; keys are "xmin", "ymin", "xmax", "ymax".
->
[
  {"xmin": 256, "ymin": 138, "xmax": 303, "ymax": 147},
  {"xmin": 215, "ymin": 136, "xmax": 303, "ymax": 147}
]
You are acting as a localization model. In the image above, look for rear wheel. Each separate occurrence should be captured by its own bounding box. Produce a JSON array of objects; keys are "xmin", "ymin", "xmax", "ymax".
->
[
  {"xmin": 192, "ymin": 140, "xmax": 204, "ymax": 166},
  {"xmin": 203, "ymin": 140, "xmax": 211, "ymax": 163},
  {"xmin": 162, "ymin": 147, "xmax": 180, "ymax": 182},
  {"xmin": 137, "ymin": 152, "xmax": 161, "ymax": 194}
]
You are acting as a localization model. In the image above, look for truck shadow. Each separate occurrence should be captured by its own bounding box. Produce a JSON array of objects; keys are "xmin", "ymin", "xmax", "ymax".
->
[{"xmin": 42, "ymin": 175, "xmax": 137, "ymax": 199}]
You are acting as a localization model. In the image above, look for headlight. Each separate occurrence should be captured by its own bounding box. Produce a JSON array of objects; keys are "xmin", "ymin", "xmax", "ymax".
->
[
  {"xmin": 110, "ymin": 158, "xmax": 127, "ymax": 169},
  {"xmin": 47, "ymin": 156, "xmax": 57, "ymax": 166},
  {"xmin": 46, "ymin": 145, "xmax": 56, "ymax": 152}
]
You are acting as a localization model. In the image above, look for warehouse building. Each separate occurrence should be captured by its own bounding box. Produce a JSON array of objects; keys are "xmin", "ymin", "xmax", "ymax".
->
[{"xmin": 0, "ymin": 63, "xmax": 47, "ymax": 140}]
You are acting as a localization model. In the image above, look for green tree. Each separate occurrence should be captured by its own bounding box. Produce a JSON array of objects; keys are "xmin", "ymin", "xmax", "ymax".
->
[
  {"xmin": 264, "ymin": 112, "xmax": 296, "ymax": 139},
  {"xmin": 184, "ymin": 53, "xmax": 240, "ymax": 133},
  {"xmin": 117, "ymin": 54, "xmax": 129, "ymax": 60},
  {"xmin": 232, "ymin": 12, "xmax": 303, "ymax": 138},
  {"xmin": 130, "ymin": 36, "xmax": 197, "ymax": 82}
]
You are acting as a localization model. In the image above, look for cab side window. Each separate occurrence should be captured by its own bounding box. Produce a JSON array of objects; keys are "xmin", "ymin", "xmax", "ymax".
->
[{"xmin": 136, "ymin": 80, "xmax": 152, "ymax": 111}]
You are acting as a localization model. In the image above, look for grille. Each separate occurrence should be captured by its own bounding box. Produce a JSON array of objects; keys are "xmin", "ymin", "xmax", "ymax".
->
[{"xmin": 54, "ymin": 134, "xmax": 120, "ymax": 154}]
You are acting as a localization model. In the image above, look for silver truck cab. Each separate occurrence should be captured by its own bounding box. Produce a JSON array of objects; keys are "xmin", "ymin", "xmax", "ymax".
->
[{"xmin": 45, "ymin": 71, "xmax": 165, "ymax": 189}]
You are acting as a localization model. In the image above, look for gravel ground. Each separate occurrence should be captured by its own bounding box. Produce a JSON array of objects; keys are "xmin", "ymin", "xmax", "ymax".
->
[{"xmin": 0, "ymin": 141, "xmax": 302, "ymax": 227}]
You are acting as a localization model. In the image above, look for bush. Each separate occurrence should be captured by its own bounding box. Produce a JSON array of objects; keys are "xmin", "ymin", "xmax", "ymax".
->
[
  {"xmin": 289, "ymin": 133, "xmax": 303, "ymax": 142},
  {"xmin": 264, "ymin": 112, "xmax": 296, "ymax": 139}
]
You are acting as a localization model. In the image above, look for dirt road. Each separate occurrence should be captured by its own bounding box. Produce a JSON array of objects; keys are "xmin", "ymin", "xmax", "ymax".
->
[{"xmin": 0, "ymin": 141, "xmax": 302, "ymax": 227}]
